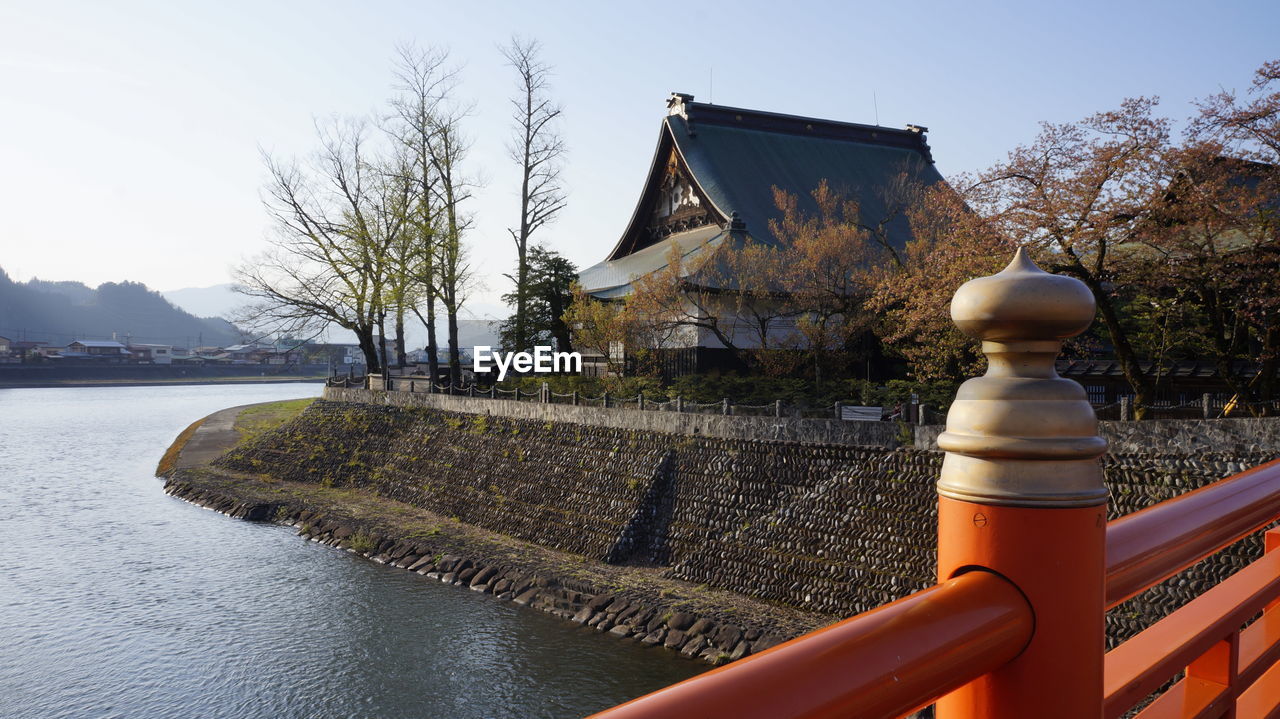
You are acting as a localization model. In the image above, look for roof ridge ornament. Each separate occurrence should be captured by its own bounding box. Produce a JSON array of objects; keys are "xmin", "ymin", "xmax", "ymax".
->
[
  {"xmin": 667, "ymin": 92, "xmax": 694, "ymax": 117},
  {"xmin": 936, "ymin": 248, "xmax": 1109, "ymax": 508}
]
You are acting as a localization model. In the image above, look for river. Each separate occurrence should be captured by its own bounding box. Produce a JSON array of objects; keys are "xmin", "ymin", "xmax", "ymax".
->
[{"xmin": 0, "ymin": 384, "xmax": 703, "ymax": 719}]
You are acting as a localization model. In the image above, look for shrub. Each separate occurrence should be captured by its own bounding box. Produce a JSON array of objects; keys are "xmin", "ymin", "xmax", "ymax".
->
[{"xmin": 348, "ymin": 532, "xmax": 377, "ymax": 554}]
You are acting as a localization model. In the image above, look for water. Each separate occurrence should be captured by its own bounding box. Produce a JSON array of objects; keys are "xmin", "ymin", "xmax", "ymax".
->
[{"xmin": 0, "ymin": 384, "xmax": 702, "ymax": 719}]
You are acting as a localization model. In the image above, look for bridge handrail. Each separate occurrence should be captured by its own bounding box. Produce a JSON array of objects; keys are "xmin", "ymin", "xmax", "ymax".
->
[
  {"xmin": 1106, "ymin": 458, "xmax": 1280, "ymax": 609},
  {"xmin": 1105, "ymin": 527, "xmax": 1280, "ymax": 717},
  {"xmin": 586, "ymin": 570, "xmax": 1033, "ymax": 719}
]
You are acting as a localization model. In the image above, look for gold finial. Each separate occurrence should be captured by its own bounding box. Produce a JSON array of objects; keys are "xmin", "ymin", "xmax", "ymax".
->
[{"xmin": 936, "ymin": 248, "xmax": 1108, "ymax": 507}]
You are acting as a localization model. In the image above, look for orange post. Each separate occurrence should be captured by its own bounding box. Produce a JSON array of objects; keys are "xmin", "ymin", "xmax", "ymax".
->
[
  {"xmin": 934, "ymin": 250, "xmax": 1109, "ymax": 718},
  {"xmin": 937, "ymin": 500, "xmax": 1106, "ymax": 717}
]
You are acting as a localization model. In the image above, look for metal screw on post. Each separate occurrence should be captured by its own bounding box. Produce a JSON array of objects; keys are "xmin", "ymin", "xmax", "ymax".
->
[{"xmin": 935, "ymin": 249, "xmax": 1108, "ymax": 718}]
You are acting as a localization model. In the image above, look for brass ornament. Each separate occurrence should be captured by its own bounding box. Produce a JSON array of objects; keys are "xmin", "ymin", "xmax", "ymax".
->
[{"xmin": 936, "ymin": 249, "xmax": 1109, "ymax": 507}]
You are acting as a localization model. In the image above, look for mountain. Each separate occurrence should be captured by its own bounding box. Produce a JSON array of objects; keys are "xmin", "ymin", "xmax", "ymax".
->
[
  {"xmin": 0, "ymin": 268, "xmax": 242, "ymax": 347},
  {"xmin": 161, "ymin": 283, "xmax": 246, "ymax": 320}
]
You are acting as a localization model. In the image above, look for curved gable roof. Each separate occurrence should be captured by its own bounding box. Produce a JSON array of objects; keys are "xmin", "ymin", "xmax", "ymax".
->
[
  {"xmin": 667, "ymin": 105, "xmax": 944, "ymax": 252},
  {"xmin": 584, "ymin": 94, "xmax": 947, "ymax": 297}
]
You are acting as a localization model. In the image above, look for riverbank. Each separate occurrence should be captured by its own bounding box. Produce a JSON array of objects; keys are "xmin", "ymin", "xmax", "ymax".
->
[
  {"xmin": 159, "ymin": 401, "xmax": 824, "ymax": 666},
  {"xmin": 165, "ymin": 392, "xmax": 1280, "ymax": 659}
]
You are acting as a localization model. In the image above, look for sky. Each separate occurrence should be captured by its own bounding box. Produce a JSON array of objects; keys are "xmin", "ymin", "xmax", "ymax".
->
[{"xmin": 1, "ymin": 0, "xmax": 1277, "ymax": 322}]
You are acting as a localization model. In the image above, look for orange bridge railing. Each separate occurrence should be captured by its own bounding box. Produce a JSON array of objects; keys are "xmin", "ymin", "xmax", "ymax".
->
[{"xmin": 589, "ymin": 251, "xmax": 1280, "ymax": 719}]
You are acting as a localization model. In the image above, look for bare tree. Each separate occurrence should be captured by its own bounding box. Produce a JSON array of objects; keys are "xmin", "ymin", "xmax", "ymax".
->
[
  {"xmin": 388, "ymin": 44, "xmax": 454, "ymax": 378},
  {"xmin": 427, "ymin": 98, "xmax": 474, "ymax": 382},
  {"xmin": 387, "ymin": 44, "xmax": 474, "ymax": 381},
  {"xmin": 502, "ymin": 37, "xmax": 567, "ymax": 354},
  {"xmin": 383, "ymin": 148, "xmax": 434, "ymax": 369},
  {"xmin": 236, "ymin": 118, "xmax": 411, "ymax": 374}
]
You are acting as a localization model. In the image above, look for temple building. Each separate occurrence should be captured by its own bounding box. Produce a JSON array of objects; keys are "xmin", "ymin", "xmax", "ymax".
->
[{"xmin": 577, "ymin": 93, "xmax": 947, "ymax": 372}]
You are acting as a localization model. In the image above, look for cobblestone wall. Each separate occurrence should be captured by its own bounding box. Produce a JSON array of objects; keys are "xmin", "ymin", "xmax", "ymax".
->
[
  {"xmin": 220, "ymin": 399, "xmax": 1280, "ymax": 646},
  {"xmin": 666, "ymin": 450, "xmax": 940, "ymax": 615}
]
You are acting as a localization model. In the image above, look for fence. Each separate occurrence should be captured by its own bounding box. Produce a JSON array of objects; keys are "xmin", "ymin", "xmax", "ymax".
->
[
  {"xmin": 337, "ymin": 374, "xmax": 1279, "ymax": 426},
  {"xmin": 1094, "ymin": 393, "xmax": 1280, "ymax": 420},
  {"xmin": 337, "ymin": 373, "xmax": 948, "ymax": 423}
]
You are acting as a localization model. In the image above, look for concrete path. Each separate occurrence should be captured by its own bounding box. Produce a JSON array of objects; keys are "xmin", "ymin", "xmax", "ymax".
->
[{"xmin": 172, "ymin": 403, "xmax": 256, "ymax": 470}]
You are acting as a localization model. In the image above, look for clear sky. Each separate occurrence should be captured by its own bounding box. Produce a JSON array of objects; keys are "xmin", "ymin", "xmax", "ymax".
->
[{"xmin": 2, "ymin": 0, "xmax": 1276, "ymax": 320}]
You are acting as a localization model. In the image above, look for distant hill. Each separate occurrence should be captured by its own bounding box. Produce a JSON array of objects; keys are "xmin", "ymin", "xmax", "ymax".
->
[
  {"xmin": 161, "ymin": 283, "xmax": 245, "ymax": 320},
  {"xmin": 0, "ymin": 268, "xmax": 242, "ymax": 347}
]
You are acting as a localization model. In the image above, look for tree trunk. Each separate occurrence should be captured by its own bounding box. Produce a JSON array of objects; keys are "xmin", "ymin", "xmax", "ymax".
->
[
  {"xmin": 447, "ymin": 307, "xmax": 461, "ymax": 383},
  {"xmin": 1090, "ymin": 282, "xmax": 1155, "ymax": 419},
  {"xmin": 395, "ymin": 309, "xmax": 407, "ymax": 368},
  {"xmin": 1249, "ymin": 318, "xmax": 1279, "ymax": 417},
  {"xmin": 377, "ymin": 312, "xmax": 390, "ymax": 377},
  {"xmin": 514, "ymin": 252, "xmax": 529, "ymax": 351},
  {"xmin": 512, "ymin": 123, "xmax": 532, "ymax": 353},
  {"xmin": 356, "ymin": 326, "xmax": 380, "ymax": 374},
  {"xmin": 425, "ymin": 296, "xmax": 440, "ymax": 381}
]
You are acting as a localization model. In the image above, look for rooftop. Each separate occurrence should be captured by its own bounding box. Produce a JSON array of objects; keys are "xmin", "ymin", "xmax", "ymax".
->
[{"xmin": 581, "ymin": 93, "xmax": 945, "ymax": 298}]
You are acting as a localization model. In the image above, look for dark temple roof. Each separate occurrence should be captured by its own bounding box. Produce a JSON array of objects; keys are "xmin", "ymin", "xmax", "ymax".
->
[{"xmin": 580, "ymin": 93, "xmax": 945, "ymax": 297}]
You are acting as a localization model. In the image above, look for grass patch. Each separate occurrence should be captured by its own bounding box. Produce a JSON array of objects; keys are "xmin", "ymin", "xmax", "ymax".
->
[
  {"xmin": 234, "ymin": 398, "xmax": 316, "ymax": 443},
  {"xmin": 348, "ymin": 532, "xmax": 377, "ymax": 554},
  {"xmin": 155, "ymin": 418, "xmax": 205, "ymax": 476}
]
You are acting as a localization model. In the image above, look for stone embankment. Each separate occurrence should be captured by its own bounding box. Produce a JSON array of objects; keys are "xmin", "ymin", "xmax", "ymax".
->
[
  {"xmin": 163, "ymin": 393, "xmax": 1280, "ymax": 664},
  {"xmin": 161, "ymin": 408, "xmax": 818, "ymax": 666},
  {"xmin": 164, "ymin": 475, "xmax": 802, "ymax": 664}
]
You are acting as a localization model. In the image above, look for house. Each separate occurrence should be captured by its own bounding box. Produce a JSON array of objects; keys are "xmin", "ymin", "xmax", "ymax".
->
[
  {"xmin": 217, "ymin": 342, "xmax": 306, "ymax": 366},
  {"xmin": 63, "ymin": 340, "xmax": 131, "ymax": 362},
  {"xmin": 577, "ymin": 93, "xmax": 946, "ymax": 370},
  {"xmin": 309, "ymin": 343, "xmax": 365, "ymax": 368},
  {"xmin": 8, "ymin": 340, "xmax": 51, "ymax": 360},
  {"xmin": 126, "ymin": 343, "xmax": 173, "ymax": 365}
]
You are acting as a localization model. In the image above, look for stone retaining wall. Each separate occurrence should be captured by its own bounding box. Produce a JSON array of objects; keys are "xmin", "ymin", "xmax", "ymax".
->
[{"xmin": 227, "ymin": 397, "xmax": 1280, "ymax": 648}]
